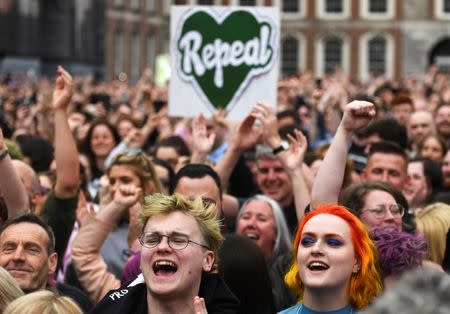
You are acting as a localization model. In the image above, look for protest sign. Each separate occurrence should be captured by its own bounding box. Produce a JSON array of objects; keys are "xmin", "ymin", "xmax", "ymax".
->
[
  {"xmin": 155, "ymin": 54, "xmax": 171, "ymax": 87},
  {"xmin": 169, "ymin": 5, "xmax": 279, "ymax": 120}
]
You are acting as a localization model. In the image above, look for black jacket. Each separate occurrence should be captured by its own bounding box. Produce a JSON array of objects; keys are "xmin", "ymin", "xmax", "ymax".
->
[
  {"xmin": 89, "ymin": 272, "xmax": 239, "ymax": 314},
  {"xmin": 55, "ymin": 282, "xmax": 93, "ymax": 313}
]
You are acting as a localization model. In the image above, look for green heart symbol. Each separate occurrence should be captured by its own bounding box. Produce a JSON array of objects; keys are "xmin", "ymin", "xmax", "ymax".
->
[{"xmin": 176, "ymin": 9, "xmax": 276, "ymax": 110}]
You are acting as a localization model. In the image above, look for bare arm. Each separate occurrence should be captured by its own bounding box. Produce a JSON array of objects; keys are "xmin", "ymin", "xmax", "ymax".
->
[
  {"xmin": 104, "ymin": 128, "xmax": 146, "ymax": 169},
  {"xmin": 214, "ymin": 113, "xmax": 262, "ymax": 191},
  {"xmin": 253, "ymin": 102, "xmax": 310, "ymax": 221},
  {"xmin": 96, "ymin": 184, "xmax": 142, "ymax": 225},
  {"xmin": 72, "ymin": 183, "xmax": 141, "ymax": 302},
  {"xmin": 0, "ymin": 129, "xmax": 29, "ymax": 217},
  {"xmin": 279, "ymin": 130, "xmax": 310, "ymax": 221},
  {"xmin": 301, "ymin": 163, "xmax": 315, "ymax": 192},
  {"xmin": 311, "ymin": 100, "xmax": 375, "ymax": 207},
  {"xmin": 221, "ymin": 193, "xmax": 240, "ymax": 228},
  {"xmin": 53, "ymin": 66, "xmax": 80, "ymax": 197},
  {"xmin": 190, "ymin": 114, "xmax": 215, "ymax": 164},
  {"xmin": 35, "ymin": 92, "xmax": 55, "ymax": 142}
]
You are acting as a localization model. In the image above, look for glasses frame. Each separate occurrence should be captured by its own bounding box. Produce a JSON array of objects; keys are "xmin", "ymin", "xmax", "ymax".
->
[
  {"xmin": 139, "ymin": 232, "xmax": 210, "ymax": 251},
  {"xmin": 361, "ymin": 204, "xmax": 405, "ymax": 219}
]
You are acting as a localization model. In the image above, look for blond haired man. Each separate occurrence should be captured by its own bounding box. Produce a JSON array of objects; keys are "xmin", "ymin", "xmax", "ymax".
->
[{"xmin": 90, "ymin": 193, "xmax": 238, "ymax": 314}]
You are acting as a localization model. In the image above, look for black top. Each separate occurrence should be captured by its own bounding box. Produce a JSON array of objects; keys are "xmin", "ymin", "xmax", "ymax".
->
[
  {"xmin": 89, "ymin": 272, "xmax": 239, "ymax": 314},
  {"xmin": 55, "ymin": 282, "xmax": 93, "ymax": 313}
]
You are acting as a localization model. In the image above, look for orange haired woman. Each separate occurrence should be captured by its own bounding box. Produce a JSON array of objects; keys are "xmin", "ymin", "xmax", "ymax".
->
[{"xmin": 278, "ymin": 204, "xmax": 382, "ymax": 314}]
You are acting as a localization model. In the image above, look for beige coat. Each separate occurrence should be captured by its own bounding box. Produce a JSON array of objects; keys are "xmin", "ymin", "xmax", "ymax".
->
[{"xmin": 71, "ymin": 216, "xmax": 121, "ymax": 303}]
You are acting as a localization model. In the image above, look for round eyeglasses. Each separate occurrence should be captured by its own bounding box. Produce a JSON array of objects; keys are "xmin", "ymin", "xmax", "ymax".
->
[
  {"xmin": 139, "ymin": 232, "xmax": 210, "ymax": 251},
  {"xmin": 361, "ymin": 204, "xmax": 405, "ymax": 219}
]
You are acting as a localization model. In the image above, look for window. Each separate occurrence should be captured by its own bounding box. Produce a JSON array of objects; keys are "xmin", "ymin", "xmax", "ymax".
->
[
  {"xmin": 229, "ymin": 0, "xmax": 263, "ymax": 5},
  {"xmin": 324, "ymin": 37, "xmax": 343, "ymax": 74},
  {"xmin": 147, "ymin": 35, "xmax": 156, "ymax": 70},
  {"xmin": 283, "ymin": 0, "xmax": 299, "ymax": 12},
  {"xmin": 316, "ymin": 35, "xmax": 348, "ymax": 76},
  {"xmin": 131, "ymin": 32, "xmax": 140, "ymax": 81},
  {"xmin": 360, "ymin": 0, "xmax": 394, "ymax": 19},
  {"xmin": 368, "ymin": 36, "xmax": 386, "ymax": 75},
  {"xmin": 146, "ymin": 0, "xmax": 155, "ymax": 12},
  {"xmin": 435, "ymin": 0, "xmax": 450, "ymax": 19},
  {"xmin": 317, "ymin": 0, "xmax": 349, "ymax": 19},
  {"xmin": 359, "ymin": 33, "xmax": 393, "ymax": 80},
  {"xmin": 130, "ymin": 0, "xmax": 140, "ymax": 10},
  {"xmin": 162, "ymin": 0, "xmax": 170, "ymax": 15},
  {"xmin": 369, "ymin": 0, "xmax": 387, "ymax": 13},
  {"xmin": 282, "ymin": 37, "xmax": 299, "ymax": 76},
  {"xmin": 281, "ymin": 0, "xmax": 307, "ymax": 18},
  {"xmin": 430, "ymin": 39, "xmax": 450, "ymax": 73},
  {"xmin": 325, "ymin": 0, "xmax": 343, "ymax": 13},
  {"xmin": 445, "ymin": 0, "xmax": 450, "ymax": 12},
  {"xmin": 187, "ymin": 0, "xmax": 219, "ymax": 4},
  {"xmin": 240, "ymin": 0, "xmax": 256, "ymax": 6},
  {"xmin": 114, "ymin": 29, "xmax": 124, "ymax": 76}
]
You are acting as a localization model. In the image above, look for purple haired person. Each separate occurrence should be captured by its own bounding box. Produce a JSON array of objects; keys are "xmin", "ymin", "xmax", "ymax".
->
[
  {"xmin": 370, "ymin": 227, "xmax": 429, "ymax": 288},
  {"xmin": 121, "ymin": 252, "xmax": 141, "ymax": 285}
]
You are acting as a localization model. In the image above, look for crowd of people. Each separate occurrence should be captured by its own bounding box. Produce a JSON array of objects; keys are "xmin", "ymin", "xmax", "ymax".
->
[{"xmin": 0, "ymin": 64, "xmax": 449, "ymax": 313}]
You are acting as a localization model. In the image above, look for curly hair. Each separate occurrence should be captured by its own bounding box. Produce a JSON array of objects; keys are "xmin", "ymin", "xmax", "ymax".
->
[
  {"xmin": 370, "ymin": 227, "xmax": 428, "ymax": 278},
  {"xmin": 139, "ymin": 193, "xmax": 223, "ymax": 256},
  {"xmin": 284, "ymin": 204, "xmax": 382, "ymax": 309}
]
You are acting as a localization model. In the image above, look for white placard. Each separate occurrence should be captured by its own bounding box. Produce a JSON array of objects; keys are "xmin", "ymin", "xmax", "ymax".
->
[{"xmin": 169, "ymin": 5, "xmax": 279, "ymax": 120}]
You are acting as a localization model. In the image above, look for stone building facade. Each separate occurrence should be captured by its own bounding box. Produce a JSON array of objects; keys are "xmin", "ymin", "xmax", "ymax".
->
[
  {"xmin": 105, "ymin": 0, "xmax": 450, "ymax": 81},
  {"xmin": 0, "ymin": 0, "xmax": 104, "ymax": 77},
  {"xmin": 2, "ymin": 1, "xmax": 450, "ymax": 81}
]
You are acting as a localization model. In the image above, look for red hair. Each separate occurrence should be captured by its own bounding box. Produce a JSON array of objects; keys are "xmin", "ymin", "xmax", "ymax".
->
[
  {"xmin": 284, "ymin": 204, "xmax": 382, "ymax": 309},
  {"xmin": 391, "ymin": 93, "xmax": 413, "ymax": 107}
]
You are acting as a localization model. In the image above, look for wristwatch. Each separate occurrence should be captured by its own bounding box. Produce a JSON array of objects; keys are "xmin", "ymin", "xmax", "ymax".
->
[
  {"xmin": 272, "ymin": 141, "xmax": 289, "ymax": 155},
  {"xmin": 0, "ymin": 148, "xmax": 8, "ymax": 161}
]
